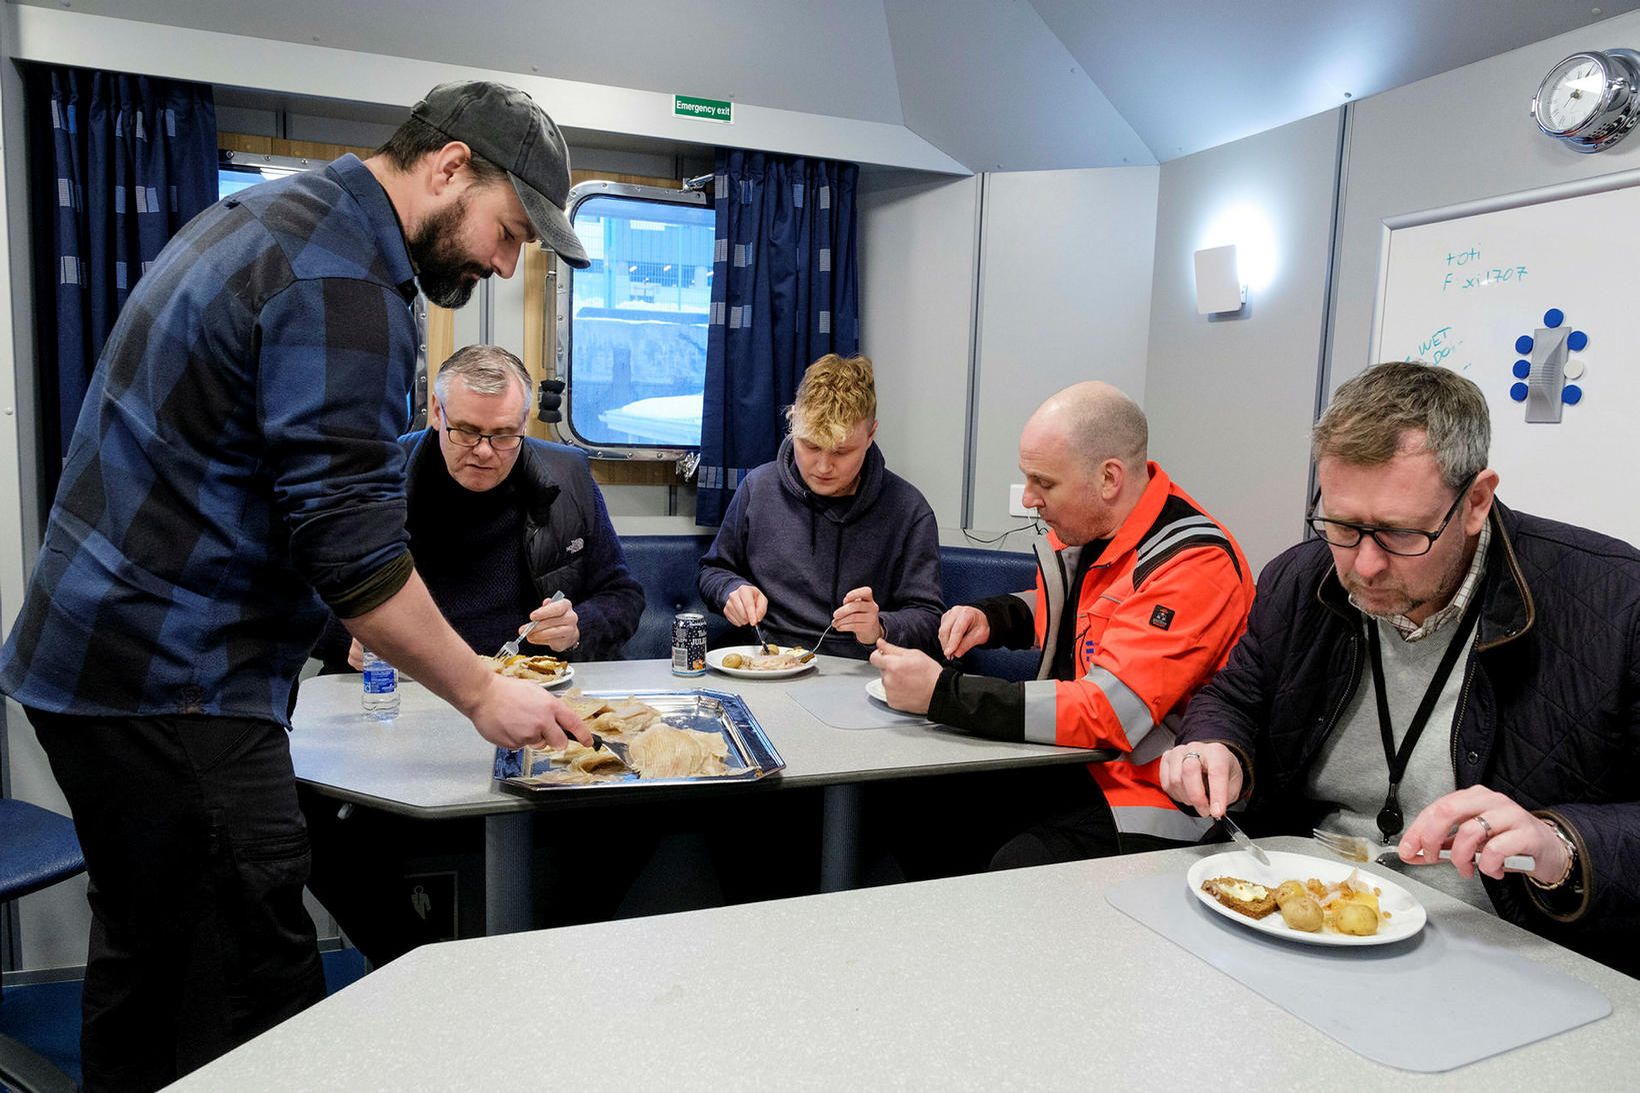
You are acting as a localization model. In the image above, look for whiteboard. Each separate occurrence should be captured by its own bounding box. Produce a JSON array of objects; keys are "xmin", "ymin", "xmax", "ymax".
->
[{"xmin": 1371, "ymin": 175, "xmax": 1640, "ymax": 548}]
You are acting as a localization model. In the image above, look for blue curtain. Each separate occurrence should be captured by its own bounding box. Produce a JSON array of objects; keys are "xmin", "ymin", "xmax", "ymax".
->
[
  {"xmin": 41, "ymin": 68, "xmax": 218, "ymax": 456},
  {"xmin": 696, "ymin": 149, "xmax": 859, "ymax": 526}
]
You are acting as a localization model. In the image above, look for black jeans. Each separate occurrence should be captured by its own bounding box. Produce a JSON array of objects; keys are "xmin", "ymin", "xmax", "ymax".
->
[{"xmin": 30, "ymin": 709, "xmax": 327, "ymax": 1092}]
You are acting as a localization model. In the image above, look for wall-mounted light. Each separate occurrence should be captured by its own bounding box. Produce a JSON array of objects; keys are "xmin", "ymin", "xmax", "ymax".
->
[{"xmin": 1194, "ymin": 243, "xmax": 1247, "ymax": 315}]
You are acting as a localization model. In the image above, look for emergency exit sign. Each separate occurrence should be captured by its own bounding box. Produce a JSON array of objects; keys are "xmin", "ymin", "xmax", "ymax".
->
[{"xmin": 674, "ymin": 94, "xmax": 733, "ymax": 123}]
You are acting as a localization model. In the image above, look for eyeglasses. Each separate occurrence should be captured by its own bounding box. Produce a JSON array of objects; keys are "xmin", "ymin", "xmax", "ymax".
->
[
  {"xmin": 444, "ymin": 425, "xmax": 524, "ymax": 451},
  {"xmin": 1307, "ymin": 473, "xmax": 1477, "ymax": 558}
]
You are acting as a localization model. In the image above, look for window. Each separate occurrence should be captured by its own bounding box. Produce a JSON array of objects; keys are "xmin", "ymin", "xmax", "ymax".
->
[
  {"xmin": 559, "ymin": 184, "xmax": 713, "ymax": 451},
  {"xmin": 217, "ymin": 153, "xmax": 303, "ymax": 199}
]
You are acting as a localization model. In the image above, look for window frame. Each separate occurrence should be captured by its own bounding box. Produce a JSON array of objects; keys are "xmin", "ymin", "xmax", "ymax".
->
[{"xmin": 553, "ymin": 180, "xmax": 712, "ymax": 462}]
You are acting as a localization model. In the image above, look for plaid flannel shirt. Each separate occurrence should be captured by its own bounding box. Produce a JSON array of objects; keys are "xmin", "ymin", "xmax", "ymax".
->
[{"xmin": 1, "ymin": 155, "xmax": 420, "ymax": 726}]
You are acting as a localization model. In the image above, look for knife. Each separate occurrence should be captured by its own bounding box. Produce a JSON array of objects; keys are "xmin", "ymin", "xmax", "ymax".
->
[{"xmin": 1222, "ymin": 813, "xmax": 1271, "ymax": 867}]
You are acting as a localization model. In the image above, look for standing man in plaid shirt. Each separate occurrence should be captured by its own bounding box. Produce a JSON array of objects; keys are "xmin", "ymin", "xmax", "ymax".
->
[{"xmin": 0, "ymin": 82, "xmax": 592, "ymax": 1090}]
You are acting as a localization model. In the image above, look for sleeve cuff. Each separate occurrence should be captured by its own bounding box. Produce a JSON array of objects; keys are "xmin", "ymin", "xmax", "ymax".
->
[{"xmin": 327, "ymin": 551, "xmax": 415, "ymax": 618}]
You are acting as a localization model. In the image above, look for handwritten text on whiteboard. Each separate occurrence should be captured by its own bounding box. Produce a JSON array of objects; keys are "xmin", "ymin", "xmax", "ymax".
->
[{"xmin": 1441, "ymin": 247, "xmax": 1527, "ymax": 291}]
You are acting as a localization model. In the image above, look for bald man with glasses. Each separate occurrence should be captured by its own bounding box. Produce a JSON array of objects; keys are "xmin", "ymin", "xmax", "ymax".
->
[{"xmin": 1158, "ymin": 361, "xmax": 1640, "ymax": 979}]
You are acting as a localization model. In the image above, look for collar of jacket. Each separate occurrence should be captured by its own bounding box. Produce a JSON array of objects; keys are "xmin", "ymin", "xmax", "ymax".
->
[
  {"xmin": 1313, "ymin": 500, "xmax": 1536, "ymax": 653},
  {"xmin": 775, "ymin": 433, "xmax": 886, "ymax": 522},
  {"xmin": 398, "ymin": 429, "xmax": 562, "ymax": 519},
  {"xmin": 1043, "ymin": 461, "xmax": 1173, "ymax": 564}
]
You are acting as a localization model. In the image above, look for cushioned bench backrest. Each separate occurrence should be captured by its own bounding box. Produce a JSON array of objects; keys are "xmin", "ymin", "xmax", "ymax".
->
[
  {"xmin": 619, "ymin": 535, "xmax": 733, "ymax": 661},
  {"xmin": 939, "ymin": 545, "xmax": 1043, "ymax": 683},
  {"xmin": 618, "ymin": 536, "xmax": 1045, "ymax": 681}
]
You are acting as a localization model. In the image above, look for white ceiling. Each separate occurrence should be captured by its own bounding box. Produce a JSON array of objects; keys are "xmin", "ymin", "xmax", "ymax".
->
[{"xmin": 18, "ymin": 0, "xmax": 1640, "ymax": 170}]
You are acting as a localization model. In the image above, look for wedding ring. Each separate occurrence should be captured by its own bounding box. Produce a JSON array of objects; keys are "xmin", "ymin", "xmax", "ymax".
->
[
  {"xmin": 1474, "ymin": 815, "xmax": 1493, "ymax": 838},
  {"xmin": 1182, "ymin": 751, "xmax": 1202, "ymax": 764}
]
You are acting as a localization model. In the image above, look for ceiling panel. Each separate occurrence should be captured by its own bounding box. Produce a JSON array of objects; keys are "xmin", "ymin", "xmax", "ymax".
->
[{"xmin": 1027, "ymin": 0, "xmax": 1640, "ymax": 159}]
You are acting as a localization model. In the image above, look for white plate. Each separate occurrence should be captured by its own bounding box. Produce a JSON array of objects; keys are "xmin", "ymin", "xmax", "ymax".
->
[
  {"xmin": 538, "ymin": 665, "xmax": 574, "ymax": 689},
  {"xmin": 1186, "ymin": 848, "xmax": 1427, "ymax": 947},
  {"xmin": 865, "ymin": 677, "xmax": 888, "ymax": 703},
  {"xmin": 705, "ymin": 645, "xmax": 817, "ymax": 679}
]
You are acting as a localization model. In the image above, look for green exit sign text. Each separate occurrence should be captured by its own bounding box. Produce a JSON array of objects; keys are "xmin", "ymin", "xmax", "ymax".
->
[{"xmin": 674, "ymin": 94, "xmax": 733, "ymax": 124}]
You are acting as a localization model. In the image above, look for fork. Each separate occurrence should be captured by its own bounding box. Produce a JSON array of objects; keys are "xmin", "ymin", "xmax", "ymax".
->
[
  {"xmin": 1311, "ymin": 828, "xmax": 1535, "ymax": 873},
  {"xmin": 494, "ymin": 591, "xmax": 564, "ymax": 660},
  {"xmin": 798, "ymin": 621, "xmax": 835, "ymax": 663}
]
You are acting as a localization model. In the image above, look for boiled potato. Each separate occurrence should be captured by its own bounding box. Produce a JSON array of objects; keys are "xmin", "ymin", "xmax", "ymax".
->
[
  {"xmin": 1272, "ymin": 880, "xmax": 1307, "ymax": 908},
  {"xmin": 721, "ymin": 652, "xmax": 744, "ymax": 669},
  {"xmin": 1335, "ymin": 901, "xmax": 1379, "ymax": 936},
  {"xmin": 1279, "ymin": 895, "xmax": 1323, "ymax": 932}
]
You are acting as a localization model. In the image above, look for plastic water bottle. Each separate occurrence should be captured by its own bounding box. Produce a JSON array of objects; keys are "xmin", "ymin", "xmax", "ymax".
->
[{"xmin": 361, "ymin": 646, "xmax": 399, "ymax": 721}]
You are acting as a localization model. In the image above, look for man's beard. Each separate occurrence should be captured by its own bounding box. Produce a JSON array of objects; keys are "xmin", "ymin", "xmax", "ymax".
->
[
  {"xmin": 1341, "ymin": 543, "xmax": 1468, "ymax": 622},
  {"xmin": 409, "ymin": 197, "xmax": 488, "ymax": 309}
]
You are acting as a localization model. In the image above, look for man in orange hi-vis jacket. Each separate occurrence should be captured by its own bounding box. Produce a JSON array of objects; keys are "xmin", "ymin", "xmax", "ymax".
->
[{"xmin": 873, "ymin": 381, "xmax": 1255, "ymax": 868}]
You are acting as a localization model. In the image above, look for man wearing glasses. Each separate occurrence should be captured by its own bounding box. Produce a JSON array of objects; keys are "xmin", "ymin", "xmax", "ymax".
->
[
  {"xmin": 319, "ymin": 343, "xmax": 642, "ymax": 671},
  {"xmin": 1159, "ymin": 361, "xmax": 1640, "ymax": 977},
  {"xmin": 307, "ymin": 344, "xmax": 641, "ymax": 967}
]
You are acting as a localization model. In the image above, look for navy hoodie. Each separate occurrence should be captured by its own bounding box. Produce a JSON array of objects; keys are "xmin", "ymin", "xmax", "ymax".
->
[{"xmin": 697, "ymin": 437, "xmax": 943, "ymax": 658}]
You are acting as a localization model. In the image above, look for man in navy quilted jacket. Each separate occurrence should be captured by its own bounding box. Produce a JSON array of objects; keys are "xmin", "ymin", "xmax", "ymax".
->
[{"xmin": 1160, "ymin": 361, "xmax": 1640, "ymax": 976}]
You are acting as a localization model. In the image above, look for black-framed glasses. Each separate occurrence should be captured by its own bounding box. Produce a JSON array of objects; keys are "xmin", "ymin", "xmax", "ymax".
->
[
  {"xmin": 444, "ymin": 425, "xmax": 524, "ymax": 451},
  {"xmin": 1307, "ymin": 473, "xmax": 1477, "ymax": 557}
]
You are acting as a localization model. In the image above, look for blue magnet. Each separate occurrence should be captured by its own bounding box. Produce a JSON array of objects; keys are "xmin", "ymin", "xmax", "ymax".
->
[
  {"xmin": 1510, "ymin": 382, "xmax": 1529, "ymax": 402},
  {"xmin": 1544, "ymin": 308, "xmax": 1564, "ymax": 328},
  {"xmin": 1515, "ymin": 335, "xmax": 1534, "ymax": 354},
  {"xmin": 1567, "ymin": 330, "xmax": 1588, "ymax": 351},
  {"xmin": 1563, "ymin": 384, "xmax": 1583, "ymax": 405},
  {"xmin": 1512, "ymin": 359, "xmax": 1531, "ymax": 379}
]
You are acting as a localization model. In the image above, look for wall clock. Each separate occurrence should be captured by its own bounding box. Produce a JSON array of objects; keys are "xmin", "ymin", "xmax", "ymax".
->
[{"xmin": 1532, "ymin": 49, "xmax": 1640, "ymax": 152}]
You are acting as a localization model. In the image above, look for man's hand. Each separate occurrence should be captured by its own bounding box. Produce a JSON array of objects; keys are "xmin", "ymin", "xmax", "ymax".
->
[
  {"xmin": 868, "ymin": 638, "xmax": 942, "ymax": 714},
  {"xmin": 833, "ymin": 586, "xmax": 883, "ymax": 645},
  {"xmin": 346, "ymin": 638, "xmax": 365, "ymax": 671},
  {"xmin": 525, "ymin": 595, "xmax": 580, "ymax": 652},
  {"xmin": 723, "ymin": 584, "xmax": 769, "ymax": 628},
  {"xmin": 466, "ymin": 674, "xmax": 591, "ymax": 750},
  {"xmin": 1158, "ymin": 742, "xmax": 1243, "ymax": 820},
  {"xmin": 938, "ymin": 605, "xmax": 990, "ymax": 659},
  {"xmin": 1398, "ymin": 785, "xmax": 1573, "ymax": 884}
]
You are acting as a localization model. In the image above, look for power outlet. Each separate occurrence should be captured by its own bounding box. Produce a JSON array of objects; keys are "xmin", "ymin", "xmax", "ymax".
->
[{"xmin": 1008, "ymin": 484, "xmax": 1031, "ymax": 518}]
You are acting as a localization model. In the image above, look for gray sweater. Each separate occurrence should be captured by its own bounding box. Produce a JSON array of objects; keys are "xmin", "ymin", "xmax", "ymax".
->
[{"xmin": 697, "ymin": 437, "xmax": 943, "ymax": 658}]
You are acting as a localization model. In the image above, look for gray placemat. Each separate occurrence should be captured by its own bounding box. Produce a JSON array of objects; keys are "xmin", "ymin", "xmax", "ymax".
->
[
  {"xmin": 788, "ymin": 675, "xmax": 936, "ymax": 730},
  {"xmin": 1107, "ymin": 872, "xmax": 1609, "ymax": 1073}
]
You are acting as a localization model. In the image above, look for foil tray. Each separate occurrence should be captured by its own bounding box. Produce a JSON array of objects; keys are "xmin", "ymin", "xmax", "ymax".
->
[{"xmin": 493, "ymin": 688, "xmax": 784, "ymax": 796}]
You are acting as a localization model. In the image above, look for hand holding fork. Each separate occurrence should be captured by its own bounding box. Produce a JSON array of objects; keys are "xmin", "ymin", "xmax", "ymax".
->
[
  {"xmin": 494, "ymin": 591, "xmax": 565, "ymax": 659},
  {"xmin": 1311, "ymin": 828, "xmax": 1535, "ymax": 873}
]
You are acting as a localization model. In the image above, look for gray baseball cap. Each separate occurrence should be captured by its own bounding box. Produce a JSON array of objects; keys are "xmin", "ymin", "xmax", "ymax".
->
[{"xmin": 411, "ymin": 81, "xmax": 591, "ymax": 269}]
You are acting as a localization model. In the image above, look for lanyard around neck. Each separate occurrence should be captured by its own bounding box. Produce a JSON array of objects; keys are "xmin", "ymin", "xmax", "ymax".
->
[{"xmin": 1364, "ymin": 593, "xmax": 1483, "ymax": 842}]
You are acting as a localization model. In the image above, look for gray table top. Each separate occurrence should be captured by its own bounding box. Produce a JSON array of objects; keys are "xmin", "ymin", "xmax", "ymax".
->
[
  {"xmin": 172, "ymin": 836, "xmax": 1640, "ymax": 1091},
  {"xmin": 290, "ymin": 657, "xmax": 1099, "ymax": 817}
]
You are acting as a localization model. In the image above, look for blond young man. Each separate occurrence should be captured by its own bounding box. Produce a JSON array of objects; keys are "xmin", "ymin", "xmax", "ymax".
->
[{"xmin": 697, "ymin": 354, "xmax": 942, "ymax": 657}]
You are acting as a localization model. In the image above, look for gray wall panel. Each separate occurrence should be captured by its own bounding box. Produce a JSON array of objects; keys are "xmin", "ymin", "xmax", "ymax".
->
[
  {"xmin": 858, "ymin": 173, "xmax": 978, "ymax": 531},
  {"xmin": 971, "ymin": 166, "xmax": 1158, "ymax": 535},
  {"xmin": 1146, "ymin": 110, "xmax": 1342, "ymax": 574}
]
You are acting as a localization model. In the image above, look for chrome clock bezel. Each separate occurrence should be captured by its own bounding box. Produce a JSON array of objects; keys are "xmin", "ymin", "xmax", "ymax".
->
[{"xmin": 1532, "ymin": 48, "xmax": 1640, "ymax": 153}]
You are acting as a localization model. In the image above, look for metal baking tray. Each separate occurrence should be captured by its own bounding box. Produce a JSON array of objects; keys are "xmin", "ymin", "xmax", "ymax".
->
[{"xmin": 493, "ymin": 688, "xmax": 784, "ymax": 796}]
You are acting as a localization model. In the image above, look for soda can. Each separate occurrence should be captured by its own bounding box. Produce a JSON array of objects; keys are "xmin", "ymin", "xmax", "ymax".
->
[{"xmin": 671, "ymin": 612, "xmax": 708, "ymax": 676}]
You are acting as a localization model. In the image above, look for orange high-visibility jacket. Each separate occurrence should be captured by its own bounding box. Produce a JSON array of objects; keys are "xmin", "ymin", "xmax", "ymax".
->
[{"xmin": 930, "ymin": 463, "xmax": 1255, "ymax": 842}]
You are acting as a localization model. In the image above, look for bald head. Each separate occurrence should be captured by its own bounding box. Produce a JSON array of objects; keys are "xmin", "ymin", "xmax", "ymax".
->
[
  {"xmin": 1016, "ymin": 382, "xmax": 1152, "ymax": 545},
  {"xmin": 1024, "ymin": 381, "xmax": 1148, "ymax": 474}
]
